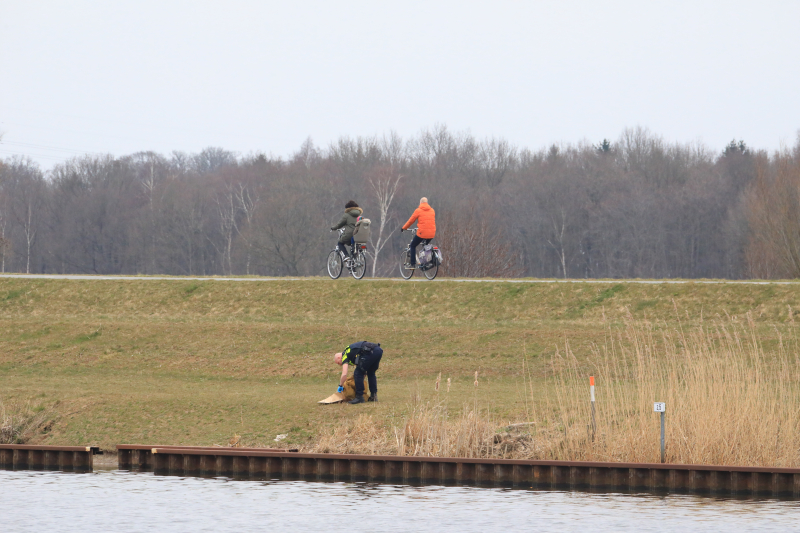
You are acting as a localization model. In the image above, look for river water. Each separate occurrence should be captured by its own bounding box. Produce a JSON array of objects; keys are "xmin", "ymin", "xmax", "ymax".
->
[{"xmin": 1, "ymin": 469, "xmax": 799, "ymax": 532}]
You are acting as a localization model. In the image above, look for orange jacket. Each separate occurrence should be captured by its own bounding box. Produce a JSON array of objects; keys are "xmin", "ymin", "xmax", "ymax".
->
[{"xmin": 402, "ymin": 202, "xmax": 436, "ymax": 239}]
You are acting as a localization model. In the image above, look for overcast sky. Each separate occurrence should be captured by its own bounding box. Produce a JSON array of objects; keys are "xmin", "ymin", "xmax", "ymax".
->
[{"xmin": 1, "ymin": 1, "xmax": 798, "ymax": 168}]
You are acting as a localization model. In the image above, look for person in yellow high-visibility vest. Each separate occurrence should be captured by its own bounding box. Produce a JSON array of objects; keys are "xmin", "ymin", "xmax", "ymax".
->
[{"xmin": 333, "ymin": 341, "xmax": 383, "ymax": 404}]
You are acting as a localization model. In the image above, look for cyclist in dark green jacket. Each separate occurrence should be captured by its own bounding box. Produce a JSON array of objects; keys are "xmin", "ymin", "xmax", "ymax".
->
[
  {"xmin": 334, "ymin": 341, "xmax": 383, "ymax": 404},
  {"xmin": 330, "ymin": 200, "xmax": 363, "ymax": 263}
]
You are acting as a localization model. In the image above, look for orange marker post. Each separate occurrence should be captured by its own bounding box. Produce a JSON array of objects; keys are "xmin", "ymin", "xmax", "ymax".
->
[{"xmin": 589, "ymin": 376, "xmax": 596, "ymax": 442}]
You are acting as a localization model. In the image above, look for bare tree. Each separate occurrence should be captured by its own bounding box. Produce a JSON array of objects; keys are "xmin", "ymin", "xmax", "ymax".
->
[
  {"xmin": 0, "ymin": 170, "xmax": 7, "ymax": 273},
  {"xmin": 547, "ymin": 209, "xmax": 569, "ymax": 279},
  {"xmin": 193, "ymin": 147, "xmax": 237, "ymax": 174},
  {"xmin": 0, "ymin": 126, "xmax": 775, "ymax": 279},
  {"xmin": 744, "ymin": 141, "xmax": 800, "ymax": 278},
  {"xmin": 3, "ymin": 158, "xmax": 45, "ymax": 273},
  {"xmin": 436, "ymin": 206, "xmax": 523, "ymax": 278},
  {"xmin": 478, "ymin": 138, "xmax": 516, "ymax": 188},
  {"xmin": 20, "ymin": 189, "xmax": 39, "ymax": 273},
  {"xmin": 234, "ymin": 182, "xmax": 260, "ymax": 275},
  {"xmin": 0, "ymin": 212, "xmax": 8, "ymax": 273},
  {"xmin": 366, "ymin": 166, "xmax": 402, "ymax": 277},
  {"xmin": 215, "ymin": 184, "xmax": 237, "ymax": 275}
]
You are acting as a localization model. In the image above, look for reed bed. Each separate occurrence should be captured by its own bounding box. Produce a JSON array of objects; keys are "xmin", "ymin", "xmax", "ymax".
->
[
  {"xmin": 312, "ymin": 414, "xmax": 394, "ymax": 455},
  {"xmin": 310, "ymin": 315, "xmax": 800, "ymax": 467},
  {"xmin": 396, "ymin": 400, "xmax": 497, "ymax": 457},
  {"xmin": 307, "ymin": 400, "xmax": 503, "ymax": 458},
  {"xmin": 532, "ymin": 314, "xmax": 800, "ymax": 466}
]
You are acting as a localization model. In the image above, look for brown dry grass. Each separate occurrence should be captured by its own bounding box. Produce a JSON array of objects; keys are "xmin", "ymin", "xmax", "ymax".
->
[
  {"xmin": 307, "ymin": 315, "xmax": 800, "ymax": 467},
  {"xmin": 532, "ymin": 314, "xmax": 800, "ymax": 466},
  {"xmin": 1, "ymin": 399, "xmax": 55, "ymax": 444},
  {"xmin": 3, "ymin": 277, "xmax": 800, "ymax": 463},
  {"xmin": 307, "ymin": 401, "xmax": 497, "ymax": 458}
]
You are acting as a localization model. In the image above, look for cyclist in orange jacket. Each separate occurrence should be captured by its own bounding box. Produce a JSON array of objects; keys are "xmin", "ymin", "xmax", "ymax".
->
[{"xmin": 400, "ymin": 197, "xmax": 436, "ymax": 268}]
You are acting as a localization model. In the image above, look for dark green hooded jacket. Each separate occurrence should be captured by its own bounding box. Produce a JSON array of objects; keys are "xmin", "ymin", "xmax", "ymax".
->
[{"xmin": 331, "ymin": 207, "xmax": 363, "ymax": 244}]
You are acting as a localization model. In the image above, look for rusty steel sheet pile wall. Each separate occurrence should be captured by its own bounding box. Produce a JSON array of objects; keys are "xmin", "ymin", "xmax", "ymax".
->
[
  {"xmin": 117, "ymin": 445, "xmax": 800, "ymax": 498},
  {"xmin": 0, "ymin": 444, "xmax": 100, "ymax": 472},
  {"xmin": 116, "ymin": 444, "xmax": 298, "ymax": 472}
]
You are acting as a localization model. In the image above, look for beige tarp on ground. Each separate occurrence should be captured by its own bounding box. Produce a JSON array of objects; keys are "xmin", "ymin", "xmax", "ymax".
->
[
  {"xmin": 318, "ymin": 392, "xmax": 347, "ymax": 404},
  {"xmin": 318, "ymin": 376, "xmax": 371, "ymax": 404}
]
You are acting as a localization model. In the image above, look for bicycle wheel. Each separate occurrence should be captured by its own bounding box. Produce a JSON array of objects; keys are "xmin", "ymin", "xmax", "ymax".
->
[
  {"xmin": 423, "ymin": 260, "xmax": 439, "ymax": 280},
  {"xmin": 399, "ymin": 251, "xmax": 414, "ymax": 279},
  {"xmin": 351, "ymin": 251, "xmax": 367, "ymax": 279},
  {"xmin": 327, "ymin": 250, "xmax": 343, "ymax": 279}
]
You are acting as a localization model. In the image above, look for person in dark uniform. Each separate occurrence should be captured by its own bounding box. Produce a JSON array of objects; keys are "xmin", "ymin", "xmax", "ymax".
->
[{"xmin": 333, "ymin": 341, "xmax": 383, "ymax": 404}]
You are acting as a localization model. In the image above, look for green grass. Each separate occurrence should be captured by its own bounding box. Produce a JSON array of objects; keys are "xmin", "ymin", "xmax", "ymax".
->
[
  {"xmin": 4, "ymin": 289, "xmax": 24, "ymax": 301},
  {"xmin": 1, "ymin": 276, "xmax": 798, "ymax": 450}
]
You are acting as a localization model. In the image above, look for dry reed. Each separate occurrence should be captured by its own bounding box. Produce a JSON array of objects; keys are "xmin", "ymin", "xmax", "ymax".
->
[
  {"xmin": 0, "ymin": 400, "xmax": 52, "ymax": 444},
  {"xmin": 530, "ymin": 314, "xmax": 800, "ymax": 466},
  {"xmin": 312, "ymin": 414, "xmax": 394, "ymax": 455},
  {"xmin": 306, "ymin": 399, "xmax": 504, "ymax": 458},
  {"xmin": 309, "ymin": 315, "xmax": 800, "ymax": 467},
  {"xmin": 396, "ymin": 399, "xmax": 498, "ymax": 457}
]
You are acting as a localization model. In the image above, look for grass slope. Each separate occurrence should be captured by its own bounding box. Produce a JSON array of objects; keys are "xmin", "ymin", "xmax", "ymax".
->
[{"xmin": 1, "ymin": 277, "xmax": 797, "ymax": 450}]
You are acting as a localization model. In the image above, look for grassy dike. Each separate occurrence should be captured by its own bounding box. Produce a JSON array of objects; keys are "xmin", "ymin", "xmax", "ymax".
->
[{"xmin": 1, "ymin": 277, "xmax": 798, "ymax": 452}]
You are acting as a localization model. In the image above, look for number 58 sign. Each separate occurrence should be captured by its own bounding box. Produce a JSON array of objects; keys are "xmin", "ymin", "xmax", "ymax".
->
[{"xmin": 654, "ymin": 402, "xmax": 666, "ymax": 412}]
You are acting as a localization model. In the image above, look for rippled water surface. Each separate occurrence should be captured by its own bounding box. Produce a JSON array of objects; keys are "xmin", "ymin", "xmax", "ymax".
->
[{"xmin": 2, "ymin": 469, "xmax": 799, "ymax": 532}]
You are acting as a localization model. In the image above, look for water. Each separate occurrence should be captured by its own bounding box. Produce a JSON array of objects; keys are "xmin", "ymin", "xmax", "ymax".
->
[{"xmin": 1, "ymin": 469, "xmax": 799, "ymax": 532}]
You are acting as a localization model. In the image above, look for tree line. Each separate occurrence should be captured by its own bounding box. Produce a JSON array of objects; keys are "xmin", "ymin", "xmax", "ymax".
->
[{"xmin": 1, "ymin": 125, "xmax": 798, "ymax": 279}]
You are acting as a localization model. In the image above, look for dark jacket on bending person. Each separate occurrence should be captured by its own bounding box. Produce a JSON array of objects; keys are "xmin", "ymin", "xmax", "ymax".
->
[{"xmin": 331, "ymin": 207, "xmax": 363, "ymax": 244}]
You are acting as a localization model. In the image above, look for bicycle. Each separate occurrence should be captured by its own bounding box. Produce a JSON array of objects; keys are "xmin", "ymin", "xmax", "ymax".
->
[
  {"xmin": 399, "ymin": 228, "xmax": 442, "ymax": 280},
  {"xmin": 327, "ymin": 228, "xmax": 368, "ymax": 279}
]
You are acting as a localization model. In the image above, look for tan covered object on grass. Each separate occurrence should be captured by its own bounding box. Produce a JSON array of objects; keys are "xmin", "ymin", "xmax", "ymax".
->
[
  {"xmin": 318, "ymin": 376, "xmax": 371, "ymax": 404},
  {"xmin": 318, "ymin": 392, "xmax": 347, "ymax": 404}
]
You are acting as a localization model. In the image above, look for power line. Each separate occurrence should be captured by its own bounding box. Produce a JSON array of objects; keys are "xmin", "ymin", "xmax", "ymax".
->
[
  {"xmin": 1, "ymin": 105, "xmax": 275, "ymax": 146},
  {"xmin": 0, "ymin": 149, "xmax": 72, "ymax": 162},
  {"xmin": 1, "ymin": 119, "xmax": 172, "ymax": 147},
  {"xmin": 1, "ymin": 140, "xmax": 106, "ymax": 155}
]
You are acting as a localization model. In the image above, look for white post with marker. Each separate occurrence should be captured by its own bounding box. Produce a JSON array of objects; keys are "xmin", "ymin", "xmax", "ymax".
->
[
  {"xmin": 654, "ymin": 402, "xmax": 666, "ymax": 463},
  {"xmin": 589, "ymin": 376, "xmax": 596, "ymax": 442}
]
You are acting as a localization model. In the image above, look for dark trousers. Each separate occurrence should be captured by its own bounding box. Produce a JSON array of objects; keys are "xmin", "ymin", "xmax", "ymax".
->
[
  {"xmin": 409, "ymin": 235, "xmax": 431, "ymax": 266},
  {"xmin": 337, "ymin": 241, "xmax": 353, "ymax": 259},
  {"xmin": 353, "ymin": 351, "xmax": 382, "ymax": 398}
]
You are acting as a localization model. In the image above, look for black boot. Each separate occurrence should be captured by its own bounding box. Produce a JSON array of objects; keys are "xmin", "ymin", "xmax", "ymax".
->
[
  {"xmin": 367, "ymin": 393, "xmax": 377, "ymax": 402},
  {"xmin": 348, "ymin": 395, "xmax": 365, "ymax": 404}
]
